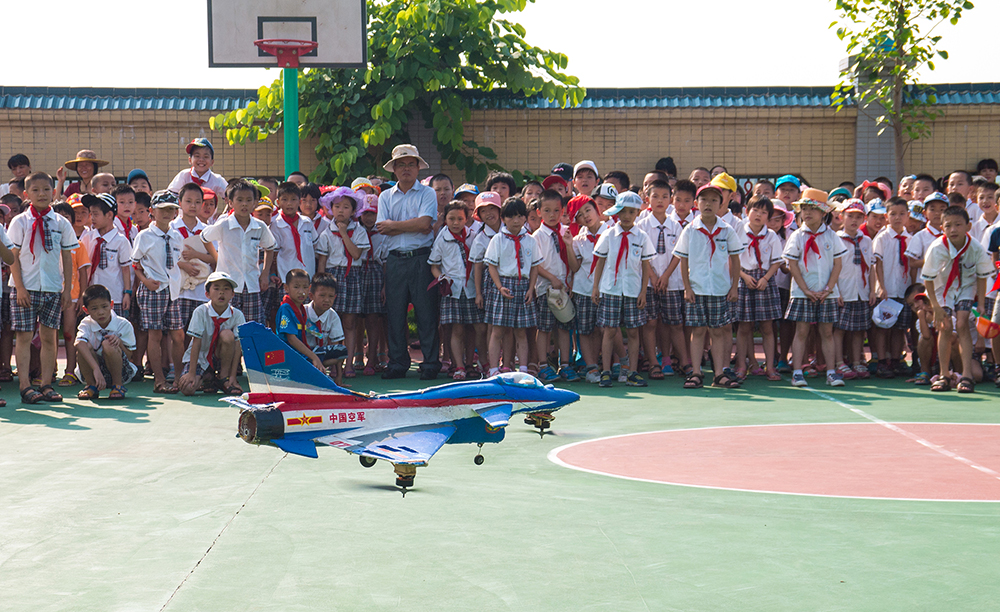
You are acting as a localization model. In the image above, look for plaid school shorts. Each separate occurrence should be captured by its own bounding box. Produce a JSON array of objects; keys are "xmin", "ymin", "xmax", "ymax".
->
[
  {"xmin": 889, "ymin": 296, "xmax": 913, "ymax": 330},
  {"xmin": 596, "ymin": 293, "xmax": 646, "ymax": 329},
  {"xmin": 836, "ymin": 300, "xmax": 873, "ymax": 332},
  {"xmin": 786, "ymin": 297, "xmax": 839, "ymax": 324},
  {"xmin": 261, "ymin": 286, "xmax": 281, "ymax": 330},
  {"xmin": 231, "ymin": 288, "xmax": 263, "ymax": 324},
  {"xmin": 535, "ymin": 293, "xmax": 573, "ymax": 333},
  {"xmin": 573, "ymin": 293, "xmax": 599, "ymax": 335},
  {"xmin": 360, "ymin": 262, "xmax": 386, "ymax": 315},
  {"xmin": 486, "ymin": 276, "xmax": 537, "ymax": 328},
  {"xmin": 2, "ymin": 290, "xmax": 11, "ymax": 329},
  {"xmin": 737, "ymin": 268, "xmax": 782, "ymax": 323},
  {"xmin": 778, "ymin": 288, "xmax": 790, "ymax": 321},
  {"xmin": 330, "ymin": 265, "xmax": 363, "ymax": 314},
  {"xmin": 113, "ymin": 303, "xmax": 127, "ymax": 318},
  {"xmin": 176, "ymin": 298, "xmax": 204, "ymax": 334},
  {"xmin": 9, "ymin": 289, "xmax": 62, "ymax": 332},
  {"xmin": 129, "ymin": 288, "xmax": 143, "ymax": 331},
  {"xmin": 943, "ymin": 299, "xmax": 977, "ymax": 318},
  {"xmin": 137, "ymin": 285, "xmax": 182, "ymax": 331},
  {"xmin": 441, "ymin": 294, "xmax": 484, "ymax": 325},
  {"xmin": 642, "ymin": 287, "xmax": 661, "ymax": 323},
  {"xmin": 659, "ymin": 290, "xmax": 685, "ymax": 327},
  {"xmin": 685, "ymin": 294, "xmax": 733, "ymax": 329},
  {"xmin": 87, "ymin": 348, "xmax": 138, "ymax": 385}
]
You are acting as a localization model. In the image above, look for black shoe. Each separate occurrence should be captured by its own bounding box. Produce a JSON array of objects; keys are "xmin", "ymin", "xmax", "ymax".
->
[
  {"xmin": 382, "ymin": 368, "xmax": 407, "ymax": 380},
  {"xmin": 419, "ymin": 369, "xmax": 439, "ymax": 381}
]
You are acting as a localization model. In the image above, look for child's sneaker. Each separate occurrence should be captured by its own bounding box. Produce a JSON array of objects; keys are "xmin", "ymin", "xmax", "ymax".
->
[
  {"xmin": 611, "ymin": 363, "xmax": 622, "ymax": 379},
  {"xmin": 625, "ymin": 371, "xmax": 648, "ymax": 387},
  {"xmin": 559, "ymin": 366, "xmax": 580, "ymax": 382},
  {"xmin": 836, "ymin": 364, "xmax": 856, "ymax": 380},
  {"xmin": 776, "ymin": 359, "xmax": 791, "ymax": 374},
  {"xmin": 661, "ymin": 363, "xmax": 675, "ymax": 376},
  {"xmin": 537, "ymin": 365, "xmax": 559, "ymax": 383},
  {"xmin": 876, "ymin": 360, "xmax": 894, "ymax": 379},
  {"xmin": 853, "ymin": 364, "xmax": 871, "ymax": 379},
  {"xmin": 599, "ymin": 371, "xmax": 613, "ymax": 388},
  {"xmin": 826, "ymin": 371, "xmax": 845, "ymax": 387},
  {"xmin": 584, "ymin": 366, "xmax": 601, "ymax": 384},
  {"xmin": 790, "ymin": 372, "xmax": 808, "ymax": 387},
  {"xmin": 618, "ymin": 369, "xmax": 628, "ymax": 383}
]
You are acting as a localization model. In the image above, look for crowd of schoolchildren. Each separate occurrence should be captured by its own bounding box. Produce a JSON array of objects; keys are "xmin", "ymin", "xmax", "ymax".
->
[{"xmin": 0, "ymin": 140, "xmax": 998, "ymax": 406}]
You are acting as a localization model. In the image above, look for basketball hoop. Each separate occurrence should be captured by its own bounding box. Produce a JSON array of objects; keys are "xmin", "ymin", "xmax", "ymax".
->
[{"xmin": 253, "ymin": 39, "xmax": 319, "ymax": 68}]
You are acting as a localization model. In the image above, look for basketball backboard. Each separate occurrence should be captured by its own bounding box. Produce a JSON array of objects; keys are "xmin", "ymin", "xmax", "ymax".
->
[{"xmin": 207, "ymin": 0, "xmax": 367, "ymax": 68}]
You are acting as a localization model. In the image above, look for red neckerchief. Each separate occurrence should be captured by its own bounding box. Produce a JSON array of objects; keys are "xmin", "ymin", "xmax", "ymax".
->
[
  {"xmin": 504, "ymin": 231, "xmax": 525, "ymax": 279},
  {"xmin": 28, "ymin": 206, "xmax": 51, "ymax": 256},
  {"xmin": 585, "ymin": 230, "xmax": 600, "ymax": 276},
  {"xmin": 991, "ymin": 261, "xmax": 1000, "ymax": 293},
  {"xmin": 802, "ymin": 227, "xmax": 823, "ymax": 271},
  {"xmin": 315, "ymin": 316, "xmax": 325, "ymax": 347},
  {"xmin": 331, "ymin": 227, "xmax": 356, "ymax": 276},
  {"xmin": 697, "ymin": 224, "xmax": 722, "ymax": 266},
  {"xmin": 281, "ymin": 295, "xmax": 308, "ymax": 343},
  {"xmin": 746, "ymin": 229, "xmax": 764, "ymax": 269},
  {"xmin": 943, "ymin": 235, "xmax": 971, "ymax": 297},
  {"xmin": 894, "ymin": 232, "xmax": 909, "ymax": 274},
  {"xmin": 207, "ymin": 310, "xmax": 229, "ymax": 362},
  {"xmin": 842, "ymin": 234, "xmax": 869, "ymax": 287},
  {"xmin": 313, "ymin": 216, "xmax": 323, "ymax": 231},
  {"xmin": 190, "ymin": 172, "xmax": 206, "ymax": 186},
  {"xmin": 89, "ymin": 235, "xmax": 106, "ymax": 282},
  {"xmin": 364, "ymin": 227, "xmax": 376, "ymax": 264},
  {"xmin": 927, "ymin": 225, "xmax": 943, "ymax": 238},
  {"xmin": 543, "ymin": 222, "xmax": 569, "ymax": 270},
  {"xmin": 449, "ymin": 227, "xmax": 472, "ymax": 283},
  {"xmin": 280, "ymin": 212, "xmax": 304, "ymax": 264},
  {"xmin": 120, "ymin": 216, "xmax": 133, "ymax": 240},
  {"xmin": 613, "ymin": 229, "xmax": 631, "ymax": 282},
  {"xmin": 175, "ymin": 223, "xmax": 200, "ymax": 239}
]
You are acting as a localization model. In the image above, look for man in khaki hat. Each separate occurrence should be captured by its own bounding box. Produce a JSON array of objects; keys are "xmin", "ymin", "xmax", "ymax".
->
[
  {"xmin": 57, "ymin": 149, "xmax": 108, "ymax": 198},
  {"xmin": 375, "ymin": 144, "xmax": 441, "ymax": 380}
]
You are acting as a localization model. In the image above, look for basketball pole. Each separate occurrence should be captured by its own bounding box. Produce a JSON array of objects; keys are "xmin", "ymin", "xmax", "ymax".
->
[{"xmin": 283, "ymin": 67, "xmax": 299, "ymax": 178}]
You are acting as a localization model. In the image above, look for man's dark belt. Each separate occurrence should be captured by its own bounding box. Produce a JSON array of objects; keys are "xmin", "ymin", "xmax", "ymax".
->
[{"xmin": 388, "ymin": 247, "xmax": 431, "ymax": 258}]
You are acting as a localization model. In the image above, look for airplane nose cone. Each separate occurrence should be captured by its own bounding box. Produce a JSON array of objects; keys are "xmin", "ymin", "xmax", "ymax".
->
[{"xmin": 555, "ymin": 388, "xmax": 580, "ymax": 407}]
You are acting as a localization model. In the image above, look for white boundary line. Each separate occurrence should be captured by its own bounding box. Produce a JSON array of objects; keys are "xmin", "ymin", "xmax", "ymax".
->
[{"xmin": 548, "ymin": 421, "xmax": 1000, "ymax": 503}]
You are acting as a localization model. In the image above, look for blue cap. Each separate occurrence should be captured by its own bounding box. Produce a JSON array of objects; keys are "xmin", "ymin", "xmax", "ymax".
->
[
  {"xmin": 185, "ymin": 138, "xmax": 214, "ymax": 155},
  {"xmin": 454, "ymin": 183, "xmax": 480, "ymax": 197},
  {"xmin": 866, "ymin": 198, "xmax": 887, "ymax": 215},
  {"xmin": 127, "ymin": 168, "xmax": 150, "ymax": 185},
  {"xmin": 603, "ymin": 191, "xmax": 643, "ymax": 217},
  {"xmin": 908, "ymin": 200, "xmax": 926, "ymax": 223},
  {"xmin": 775, "ymin": 174, "xmax": 801, "ymax": 189},
  {"xmin": 923, "ymin": 191, "xmax": 949, "ymax": 205},
  {"xmin": 828, "ymin": 187, "xmax": 852, "ymax": 199}
]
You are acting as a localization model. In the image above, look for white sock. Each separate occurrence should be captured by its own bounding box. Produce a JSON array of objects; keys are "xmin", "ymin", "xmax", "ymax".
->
[{"xmin": 793, "ymin": 369, "xmax": 804, "ymax": 377}]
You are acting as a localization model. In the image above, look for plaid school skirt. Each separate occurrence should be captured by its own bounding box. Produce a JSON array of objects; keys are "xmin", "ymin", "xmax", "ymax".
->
[
  {"xmin": 360, "ymin": 262, "xmax": 385, "ymax": 315},
  {"xmin": 659, "ymin": 289, "xmax": 685, "ymax": 327},
  {"xmin": 686, "ymin": 294, "xmax": 733, "ymax": 329},
  {"xmin": 231, "ymin": 288, "xmax": 263, "ymax": 324},
  {"xmin": 596, "ymin": 293, "xmax": 646, "ymax": 329},
  {"xmin": 836, "ymin": 300, "xmax": 873, "ymax": 332},
  {"xmin": 487, "ymin": 276, "xmax": 537, "ymax": 328},
  {"xmin": 482, "ymin": 277, "xmax": 497, "ymax": 318},
  {"xmin": 261, "ymin": 286, "xmax": 281, "ymax": 330},
  {"xmin": 573, "ymin": 292, "xmax": 598, "ymax": 335},
  {"xmin": 441, "ymin": 294, "xmax": 484, "ymax": 325},
  {"xmin": 137, "ymin": 285, "xmax": 182, "ymax": 331},
  {"xmin": 329, "ymin": 265, "xmax": 363, "ymax": 314},
  {"xmin": 737, "ymin": 268, "xmax": 782, "ymax": 323},
  {"xmin": 889, "ymin": 296, "xmax": 913, "ymax": 330},
  {"xmin": 535, "ymin": 293, "xmax": 573, "ymax": 333},
  {"xmin": 786, "ymin": 297, "xmax": 839, "ymax": 324},
  {"xmin": 9, "ymin": 289, "xmax": 61, "ymax": 332}
]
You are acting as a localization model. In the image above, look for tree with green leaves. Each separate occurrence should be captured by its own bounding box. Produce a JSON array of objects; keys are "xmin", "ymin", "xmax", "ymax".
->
[
  {"xmin": 830, "ymin": 0, "xmax": 974, "ymax": 177},
  {"xmin": 210, "ymin": 0, "xmax": 585, "ymax": 185}
]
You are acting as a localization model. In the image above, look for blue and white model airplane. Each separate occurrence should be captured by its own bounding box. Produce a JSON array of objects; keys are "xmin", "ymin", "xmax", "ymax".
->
[{"xmin": 229, "ymin": 322, "xmax": 579, "ymax": 494}]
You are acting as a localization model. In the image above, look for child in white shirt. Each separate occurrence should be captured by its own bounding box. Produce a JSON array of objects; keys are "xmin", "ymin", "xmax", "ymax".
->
[
  {"xmin": 178, "ymin": 272, "xmax": 246, "ymax": 397},
  {"xmin": 873, "ymin": 197, "xmax": 913, "ymax": 377},
  {"xmin": 75, "ymin": 284, "xmax": 139, "ymax": 400},
  {"xmin": 532, "ymin": 190, "xmax": 579, "ymax": 383},
  {"xmin": 735, "ymin": 196, "xmax": 783, "ymax": 381},
  {"xmin": 571, "ymin": 197, "xmax": 606, "ymax": 383},
  {"xmin": 82, "ymin": 193, "xmax": 132, "ymax": 317},
  {"xmin": 834, "ymin": 200, "xmax": 876, "ymax": 380},
  {"xmin": 305, "ymin": 272, "xmax": 348, "ymax": 386},
  {"xmin": 166, "ymin": 138, "xmax": 229, "ymax": 196}
]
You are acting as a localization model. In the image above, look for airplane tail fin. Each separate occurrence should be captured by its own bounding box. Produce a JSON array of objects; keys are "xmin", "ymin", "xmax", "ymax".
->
[{"xmin": 237, "ymin": 322, "xmax": 353, "ymax": 396}]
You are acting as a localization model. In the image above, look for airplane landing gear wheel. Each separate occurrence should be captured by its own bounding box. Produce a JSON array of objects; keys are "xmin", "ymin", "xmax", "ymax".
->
[
  {"xmin": 359, "ymin": 455, "xmax": 376, "ymax": 468},
  {"xmin": 474, "ymin": 443, "xmax": 485, "ymax": 465}
]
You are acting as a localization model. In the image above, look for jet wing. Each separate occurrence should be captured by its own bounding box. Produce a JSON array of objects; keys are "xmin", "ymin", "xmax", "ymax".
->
[
  {"xmin": 475, "ymin": 403, "xmax": 513, "ymax": 429},
  {"xmin": 313, "ymin": 424, "xmax": 457, "ymax": 465}
]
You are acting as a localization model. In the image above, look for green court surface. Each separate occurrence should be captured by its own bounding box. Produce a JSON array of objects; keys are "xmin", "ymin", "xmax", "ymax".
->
[{"xmin": 2, "ymin": 374, "xmax": 999, "ymax": 611}]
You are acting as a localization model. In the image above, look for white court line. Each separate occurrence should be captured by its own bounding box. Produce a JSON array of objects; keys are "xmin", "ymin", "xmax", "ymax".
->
[{"xmin": 800, "ymin": 385, "xmax": 1000, "ymax": 482}]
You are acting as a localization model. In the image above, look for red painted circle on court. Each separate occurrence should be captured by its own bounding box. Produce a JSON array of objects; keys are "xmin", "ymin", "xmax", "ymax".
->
[{"xmin": 551, "ymin": 423, "xmax": 1000, "ymax": 501}]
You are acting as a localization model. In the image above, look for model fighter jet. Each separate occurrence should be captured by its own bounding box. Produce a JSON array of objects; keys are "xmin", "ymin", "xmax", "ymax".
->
[{"xmin": 229, "ymin": 323, "xmax": 579, "ymax": 494}]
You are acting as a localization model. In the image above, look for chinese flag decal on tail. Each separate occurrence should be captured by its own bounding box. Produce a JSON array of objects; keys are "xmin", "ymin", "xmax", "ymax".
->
[{"xmin": 264, "ymin": 350, "xmax": 285, "ymax": 366}]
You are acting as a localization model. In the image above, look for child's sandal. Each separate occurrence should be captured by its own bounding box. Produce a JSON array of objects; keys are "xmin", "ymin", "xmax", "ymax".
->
[
  {"xmin": 956, "ymin": 377, "xmax": 975, "ymax": 394},
  {"xmin": 344, "ymin": 368, "xmax": 357, "ymax": 379},
  {"xmin": 107, "ymin": 385, "xmax": 126, "ymax": 400},
  {"xmin": 38, "ymin": 385, "xmax": 63, "ymax": 402},
  {"xmin": 77, "ymin": 385, "xmax": 100, "ymax": 401},
  {"xmin": 452, "ymin": 369, "xmax": 466, "ymax": 381},
  {"xmin": 683, "ymin": 373, "xmax": 704, "ymax": 389},
  {"xmin": 649, "ymin": 365, "xmax": 665, "ymax": 380},
  {"xmin": 20, "ymin": 386, "xmax": 43, "ymax": 404},
  {"xmin": 363, "ymin": 365, "xmax": 376, "ymax": 376}
]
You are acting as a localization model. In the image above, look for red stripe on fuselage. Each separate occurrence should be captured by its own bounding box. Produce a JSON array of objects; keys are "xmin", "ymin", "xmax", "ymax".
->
[{"xmin": 248, "ymin": 393, "xmax": 503, "ymax": 411}]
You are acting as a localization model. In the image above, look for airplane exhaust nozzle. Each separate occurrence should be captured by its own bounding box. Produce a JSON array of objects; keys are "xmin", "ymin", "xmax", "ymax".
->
[{"xmin": 238, "ymin": 406, "xmax": 285, "ymax": 444}]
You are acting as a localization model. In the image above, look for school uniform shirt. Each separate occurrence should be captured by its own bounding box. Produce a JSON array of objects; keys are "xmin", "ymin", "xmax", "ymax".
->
[
  {"xmin": 365, "ymin": 227, "xmax": 387, "ymax": 264},
  {"xmin": 873, "ymin": 227, "xmax": 912, "ymax": 298},
  {"xmin": 376, "ymin": 181, "xmax": 438, "ymax": 252},
  {"xmin": 922, "ymin": 235, "xmax": 993, "ymax": 307},
  {"xmin": 170, "ymin": 217, "xmax": 210, "ymax": 303},
  {"xmin": 469, "ymin": 225, "xmax": 498, "ymax": 264},
  {"xmin": 668, "ymin": 210, "xmax": 695, "ymax": 228},
  {"xmin": 305, "ymin": 303, "xmax": 345, "ymax": 350},
  {"xmin": 113, "ymin": 216, "xmax": 138, "ymax": 243},
  {"xmin": 905, "ymin": 224, "xmax": 943, "ymax": 280},
  {"xmin": 739, "ymin": 225, "xmax": 783, "ymax": 272},
  {"xmin": 484, "ymin": 227, "xmax": 542, "ymax": 278},
  {"xmin": 131, "ymin": 225, "xmax": 184, "ymax": 299},
  {"xmin": 981, "ymin": 223, "xmax": 1000, "ymax": 299},
  {"xmin": 316, "ymin": 220, "xmax": 370, "ymax": 269},
  {"xmin": 167, "ymin": 168, "xmax": 229, "ymax": 197},
  {"xmin": 182, "ymin": 303, "xmax": 246, "ymax": 371},
  {"xmin": 201, "ymin": 214, "xmax": 276, "ymax": 294},
  {"xmin": 783, "ymin": 224, "xmax": 847, "ymax": 299},
  {"xmin": 636, "ymin": 214, "xmax": 683, "ymax": 290},
  {"xmin": 719, "ymin": 210, "xmax": 744, "ymax": 235},
  {"xmin": 75, "ymin": 311, "xmax": 136, "ymax": 356},
  {"xmin": 967, "ymin": 199, "xmax": 983, "ymax": 223},
  {"xmin": 428, "ymin": 226, "xmax": 477, "ymax": 299},
  {"xmin": 81, "ymin": 228, "xmax": 131, "ymax": 303},
  {"xmin": 593, "ymin": 223, "xmax": 655, "ymax": 298},
  {"xmin": 773, "ymin": 232, "xmax": 792, "ymax": 290},
  {"xmin": 532, "ymin": 222, "xmax": 572, "ymax": 295},
  {"xmin": 271, "ymin": 211, "xmax": 319, "ymax": 280},
  {"xmin": 309, "ymin": 214, "xmax": 331, "ymax": 238},
  {"xmin": 7, "ymin": 207, "xmax": 79, "ymax": 293},
  {"xmin": 673, "ymin": 217, "xmax": 745, "ymax": 297},
  {"xmin": 970, "ymin": 215, "xmax": 998, "ymax": 243},
  {"xmin": 836, "ymin": 230, "xmax": 874, "ymax": 301},
  {"xmin": 571, "ymin": 226, "xmax": 604, "ymax": 297}
]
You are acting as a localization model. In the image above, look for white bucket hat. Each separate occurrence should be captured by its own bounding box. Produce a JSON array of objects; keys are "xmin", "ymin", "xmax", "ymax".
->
[
  {"xmin": 383, "ymin": 144, "xmax": 430, "ymax": 172},
  {"xmin": 872, "ymin": 299, "xmax": 904, "ymax": 329}
]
